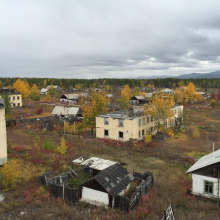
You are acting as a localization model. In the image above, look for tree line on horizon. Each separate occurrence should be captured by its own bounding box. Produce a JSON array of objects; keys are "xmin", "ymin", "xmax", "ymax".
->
[{"xmin": 0, "ymin": 77, "xmax": 219, "ymax": 89}]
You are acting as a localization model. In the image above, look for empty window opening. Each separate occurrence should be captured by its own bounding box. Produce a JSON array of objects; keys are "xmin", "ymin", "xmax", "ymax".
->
[
  {"xmin": 139, "ymin": 119, "xmax": 141, "ymax": 126},
  {"xmin": 142, "ymin": 129, "xmax": 145, "ymax": 136},
  {"xmin": 119, "ymin": 131, "xmax": 123, "ymax": 138},
  {"xmin": 119, "ymin": 119, "xmax": 124, "ymax": 127},
  {"xmin": 104, "ymin": 130, "xmax": 109, "ymax": 136},
  {"xmin": 17, "ymin": 96, "xmax": 20, "ymax": 100},
  {"xmin": 142, "ymin": 118, "xmax": 145, "ymax": 125},
  {"xmin": 104, "ymin": 118, "xmax": 109, "ymax": 125}
]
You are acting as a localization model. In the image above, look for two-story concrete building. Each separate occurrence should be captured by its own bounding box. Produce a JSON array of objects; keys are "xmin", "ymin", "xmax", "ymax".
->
[
  {"xmin": 96, "ymin": 105, "xmax": 183, "ymax": 142},
  {"xmin": 0, "ymin": 98, "xmax": 7, "ymax": 165},
  {"xmin": 0, "ymin": 89, "xmax": 22, "ymax": 107}
]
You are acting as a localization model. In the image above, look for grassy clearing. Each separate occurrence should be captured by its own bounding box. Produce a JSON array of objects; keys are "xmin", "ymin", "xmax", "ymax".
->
[{"xmin": 1, "ymin": 102, "xmax": 220, "ymax": 219}]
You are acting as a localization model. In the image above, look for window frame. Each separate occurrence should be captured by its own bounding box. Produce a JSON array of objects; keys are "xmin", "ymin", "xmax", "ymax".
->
[{"xmin": 204, "ymin": 180, "xmax": 214, "ymax": 194}]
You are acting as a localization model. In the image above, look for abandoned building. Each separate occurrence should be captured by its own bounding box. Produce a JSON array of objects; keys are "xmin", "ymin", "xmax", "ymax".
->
[
  {"xmin": 129, "ymin": 96, "xmax": 149, "ymax": 105},
  {"xmin": 0, "ymin": 98, "xmax": 7, "ymax": 165},
  {"xmin": 60, "ymin": 93, "xmax": 88, "ymax": 104},
  {"xmin": 187, "ymin": 149, "xmax": 220, "ymax": 199},
  {"xmin": 96, "ymin": 105, "xmax": 183, "ymax": 141},
  {"xmin": 39, "ymin": 88, "xmax": 48, "ymax": 95},
  {"xmin": 160, "ymin": 88, "xmax": 175, "ymax": 95},
  {"xmin": 40, "ymin": 157, "xmax": 153, "ymax": 210},
  {"xmin": 0, "ymin": 89, "xmax": 22, "ymax": 107},
  {"xmin": 52, "ymin": 106, "xmax": 81, "ymax": 117}
]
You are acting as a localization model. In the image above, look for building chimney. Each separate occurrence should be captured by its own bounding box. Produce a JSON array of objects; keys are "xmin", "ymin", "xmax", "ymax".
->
[{"xmin": 128, "ymin": 106, "xmax": 134, "ymax": 117}]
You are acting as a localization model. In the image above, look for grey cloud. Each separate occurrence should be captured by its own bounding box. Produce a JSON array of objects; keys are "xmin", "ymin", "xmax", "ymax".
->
[{"xmin": 1, "ymin": 0, "xmax": 220, "ymax": 78}]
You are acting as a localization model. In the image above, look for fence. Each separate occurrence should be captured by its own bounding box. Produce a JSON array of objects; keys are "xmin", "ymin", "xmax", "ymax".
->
[
  {"xmin": 39, "ymin": 169, "xmax": 154, "ymax": 210},
  {"xmin": 162, "ymin": 204, "xmax": 175, "ymax": 220},
  {"xmin": 115, "ymin": 172, "xmax": 154, "ymax": 211}
]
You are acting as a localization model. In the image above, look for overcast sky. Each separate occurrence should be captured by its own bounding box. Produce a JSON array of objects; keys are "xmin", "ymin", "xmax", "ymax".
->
[{"xmin": 1, "ymin": 0, "xmax": 220, "ymax": 79}]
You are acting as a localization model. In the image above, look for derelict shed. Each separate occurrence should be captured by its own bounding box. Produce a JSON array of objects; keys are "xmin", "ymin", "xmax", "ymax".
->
[
  {"xmin": 80, "ymin": 163, "xmax": 134, "ymax": 208},
  {"xmin": 187, "ymin": 149, "xmax": 220, "ymax": 199},
  {"xmin": 52, "ymin": 106, "xmax": 80, "ymax": 117}
]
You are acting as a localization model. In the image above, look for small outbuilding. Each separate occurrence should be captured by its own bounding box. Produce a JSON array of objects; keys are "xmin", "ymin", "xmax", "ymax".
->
[
  {"xmin": 52, "ymin": 106, "xmax": 80, "ymax": 117},
  {"xmin": 187, "ymin": 149, "xmax": 220, "ymax": 199},
  {"xmin": 129, "ymin": 96, "xmax": 148, "ymax": 105}
]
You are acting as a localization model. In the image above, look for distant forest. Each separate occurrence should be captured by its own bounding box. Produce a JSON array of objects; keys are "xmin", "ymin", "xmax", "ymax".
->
[{"xmin": 0, "ymin": 77, "xmax": 219, "ymax": 88}]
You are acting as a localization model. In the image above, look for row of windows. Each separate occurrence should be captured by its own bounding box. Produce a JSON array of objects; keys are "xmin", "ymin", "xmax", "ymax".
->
[
  {"xmin": 104, "ymin": 127, "xmax": 156, "ymax": 139},
  {"xmin": 104, "ymin": 117, "xmax": 154, "ymax": 127},
  {"xmin": 12, "ymin": 103, "xmax": 20, "ymax": 107},
  {"xmin": 11, "ymin": 96, "xmax": 20, "ymax": 101}
]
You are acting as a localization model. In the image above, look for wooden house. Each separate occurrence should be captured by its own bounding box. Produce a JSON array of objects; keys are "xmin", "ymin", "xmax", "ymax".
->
[{"xmin": 187, "ymin": 149, "xmax": 220, "ymax": 199}]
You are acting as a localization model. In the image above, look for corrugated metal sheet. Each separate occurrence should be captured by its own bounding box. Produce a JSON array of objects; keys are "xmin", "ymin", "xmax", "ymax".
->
[
  {"xmin": 73, "ymin": 157, "xmax": 116, "ymax": 170},
  {"xmin": 52, "ymin": 106, "xmax": 79, "ymax": 116},
  {"xmin": 187, "ymin": 149, "xmax": 220, "ymax": 173}
]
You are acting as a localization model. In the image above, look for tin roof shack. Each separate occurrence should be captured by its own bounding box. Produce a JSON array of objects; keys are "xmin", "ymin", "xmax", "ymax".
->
[
  {"xmin": 160, "ymin": 88, "xmax": 175, "ymax": 94},
  {"xmin": 0, "ymin": 98, "xmax": 7, "ymax": 165},
  {"xmin": 130, "ymin": 96, "xmax": 149, "ymax": 105},
  {"xmin": 80, "ymin": 163, "xmax": 134, "ymax": 208},
  {"xmin": 40, "ymin": 156, "xmax": 154, "ymax": 211},
  {"xmin": 52, "ymin": 106, "xmax": 81, "ymax": 117},
  {"xmin": 60, "ymin": 93, "xmax": 88, "ymax": 104},
  {"xmin": 0, "ymin": 89, "xmax": 22, "ymax": 107},
  {"xmin": 187, "ymin": 150, "xmax": 220, "ymax": 200}
]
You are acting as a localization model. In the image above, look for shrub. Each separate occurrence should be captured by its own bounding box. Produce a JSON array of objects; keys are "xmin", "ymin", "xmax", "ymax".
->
[
  {"xmin": 0, "ymin": 159, "xmax": 21, "ymax": 191},
  {"xmin": 56, "ymin": 136, "xmax": 67, "ymax": 155},
  {"xmin": 145, "ymin": 132, "xmax": 152, "ymax": 145},
  {"xmin": 34, "ymin": 136, "xmax": 40, "ymax": 147},
  {"xmin": 56, "ymin": 124, "xmax": 63, "ymax": 137},
  {"xmin": 41, "ymin": 137, "xmax": 55, "ymax": 151},
  {"xmin": 33, "ymin": 94, "xmax": 40, "ymax": 101},
  {"xmin": 192, "ymin": 126, "xmax": 200, "ymax": 138},
  {"xmin": 36, "ymin": 107, "xmax": 43, "ymax": 115},
  {"xmin": 210, "ymin": 99, "xmax": 217, "ymax": 108}
]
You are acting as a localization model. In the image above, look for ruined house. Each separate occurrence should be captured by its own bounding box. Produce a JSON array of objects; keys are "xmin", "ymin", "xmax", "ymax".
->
[
  {"xmin": 0, "ymin": 89, "xmax": 22, "ymax": 107},
  {"xmin": 96, "ymin": 105, "xmax": 183, "ymax": 141},
  {"xmin": 187, "ymin": 149, "xmax": 220, "ymax": 200}
]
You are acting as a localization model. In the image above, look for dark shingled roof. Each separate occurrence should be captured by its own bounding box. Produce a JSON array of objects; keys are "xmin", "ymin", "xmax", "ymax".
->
[
  {"xmin": 91, "ymin": 163, "xmax": 134, "ymax": 197},
  {"xmin": 0, "ymin": 89, "xmax": 21, "ymax": 95}
]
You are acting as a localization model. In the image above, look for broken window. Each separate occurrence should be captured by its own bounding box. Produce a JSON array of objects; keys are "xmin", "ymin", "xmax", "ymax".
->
[
  {"xmin": 17, "ymin": 96, "xmax": 20, "ymax": 100},
  {"xmin": 142, "ymin": 118, "xmax": 145, "ymax": 125},
  {"xmin": 139, "ymin": 119, "xmax": 141, "ymax": 126},
  {"xmin": 142, "ymin": 129, "xmax": 145, "ymax": 136},
  {"xmin": 13, "ymin": 103, "xmax": 15, "ymax": 107},
  {"xmin": 18, "ymin": 103, "xmax": 20, "ymax": 107},
  {"xmin": 13, "ymin": 96, "xmax": 15, "ymax": 100},
  {"xmin": 151, "ymin": 127, "xmax": 153, "ymax": 132},
  {"xmin": 104, "ymin": 130, "xmax": 109, "ymax": 136},
  {"xmin": 104, "ymin": 118, "xmax": 109, "ymax": 125},
  {"xmin": 119, "ymin": 131, "xmax": 123, "ymax": 138},
  {"xmin": 139, "ymin": 131, "xmax": 141, "ymax": 138},
  {"xmin": 118, "ymin": 119, "xmax": 123, "ymax": 127},
  {"xmin": 204, "ymin": 181, "xmax": 213, "ymax": 194}
]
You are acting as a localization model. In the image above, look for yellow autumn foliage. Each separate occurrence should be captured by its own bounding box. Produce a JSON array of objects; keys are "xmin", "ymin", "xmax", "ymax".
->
[
  {"xmin": 145, "ymin": 132, "xmax": 152, "ymax": 145},
  {"xmin": 13, "ymin": 78, "xmax": 30, "ymax": 98},
  {"xmin": 145, "ymin": 93, "xmax": 175, "ymax": 127},
  {"xmin": 56, "ymin": 136, "xmax": 67, "ymax": 155},
  {"xmin": 0, "ymin": 159, "xmax": 21, "ymax": 191}
]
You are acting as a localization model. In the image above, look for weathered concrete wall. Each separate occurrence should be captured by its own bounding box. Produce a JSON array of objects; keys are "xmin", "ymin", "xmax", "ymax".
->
[{"xmin": 0, "ymin": 107, "xmax": 7, "ymax": 165}]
